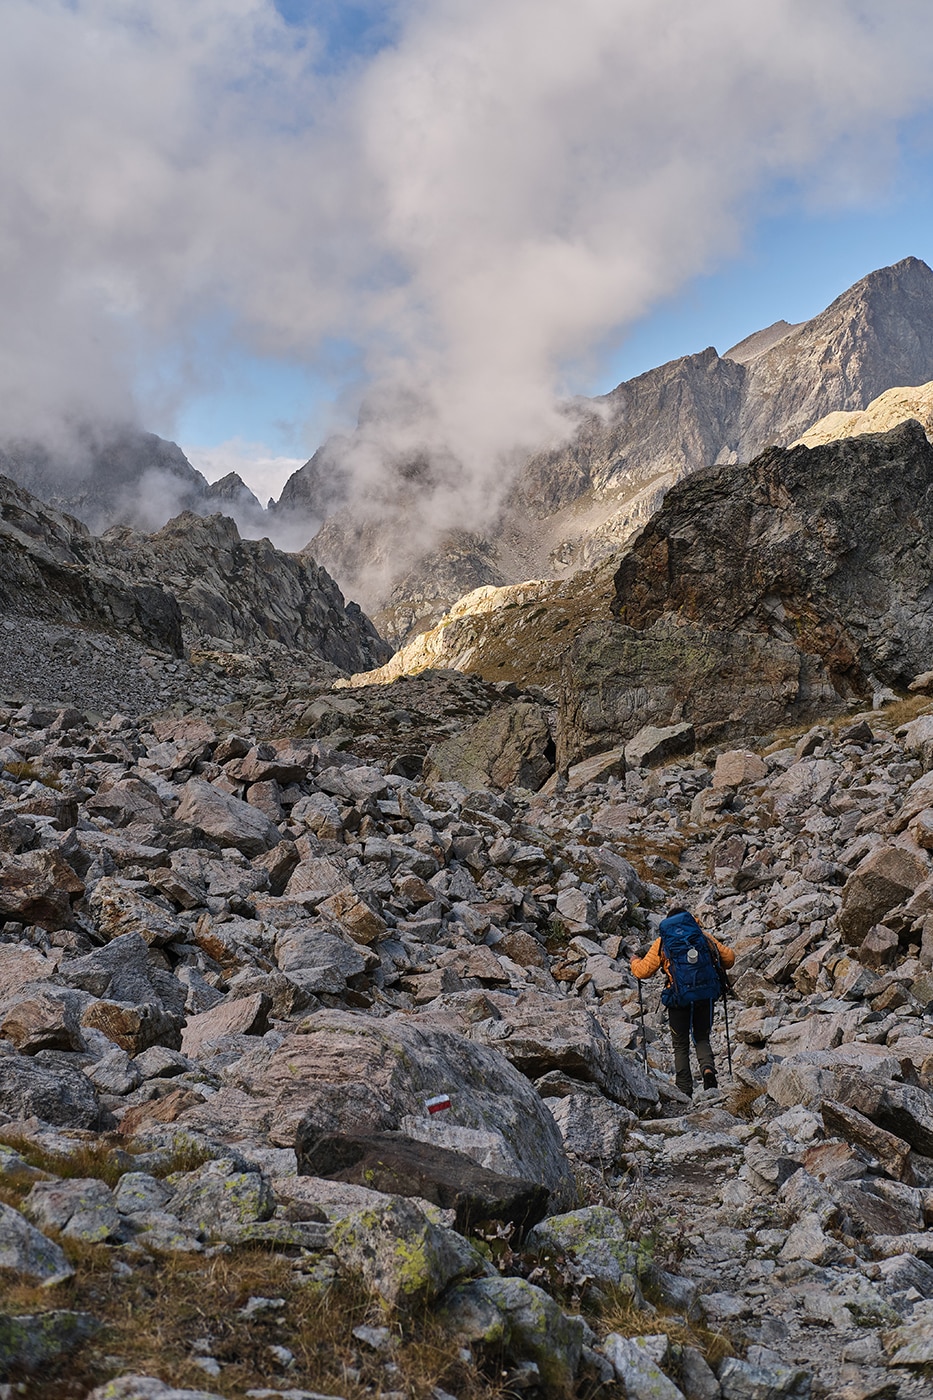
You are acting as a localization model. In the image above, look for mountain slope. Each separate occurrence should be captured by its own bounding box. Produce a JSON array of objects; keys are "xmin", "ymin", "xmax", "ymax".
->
[
  {"xmin": 0, "ymin": 474, "xmax": 391, "ymax": 686},
  {"xmin": 345, "ymin": 421, "xmax": 933, "ymax": 763},
  {"xmin": 283, "ymin": 257, "xmax": 933, "ymax": 641}
]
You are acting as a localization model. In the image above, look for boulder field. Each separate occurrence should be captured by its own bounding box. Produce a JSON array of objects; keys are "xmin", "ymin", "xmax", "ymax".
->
[{"xmin": 2, "ymin": 686, "xmax": 933, "ymax": 1399}]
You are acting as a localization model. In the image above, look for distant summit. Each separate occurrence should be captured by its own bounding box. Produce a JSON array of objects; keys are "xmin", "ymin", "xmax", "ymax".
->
[
  {"xmin": 282, "ymin": 256, "xmax": 933, "ymax": 642},
  {"xmin": 0, "ymin": 427, "xmax": 268, "ymax": 539},
  {"xmin": 723, "ymin": 319, "xmax": 801, "ymax": 363}
]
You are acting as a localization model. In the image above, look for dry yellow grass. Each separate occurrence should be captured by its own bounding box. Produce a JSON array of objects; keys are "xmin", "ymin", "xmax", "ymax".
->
[
  {"xmin": 0, "ymin": 1132, "xmax": 213, "ymax": 1187},
  {"xmin": 761, "ymin": 691, "xmax": 933, "ymax": 755},
  {"xmin": 1, "ymin": 1242, "xmax": 518, "ymax": 1400},
  {"xmin": 596, "ymin": 1286, "xmax": 733, "ymax": 1370},
  {"xmin": 2, "ymin": 759, "xmax": 63, "ymax": 789}
]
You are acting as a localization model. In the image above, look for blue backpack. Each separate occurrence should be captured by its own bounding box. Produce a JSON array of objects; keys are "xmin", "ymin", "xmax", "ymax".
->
[{"xmin": 658, "ymin": 911, "xmax": 723, "ymax": 1008}]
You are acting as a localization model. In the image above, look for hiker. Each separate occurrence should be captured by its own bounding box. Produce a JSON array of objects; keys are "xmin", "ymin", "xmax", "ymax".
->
[{"xmin": 630, "ymin": 906, "xmax": 735, "ymax": 1098}]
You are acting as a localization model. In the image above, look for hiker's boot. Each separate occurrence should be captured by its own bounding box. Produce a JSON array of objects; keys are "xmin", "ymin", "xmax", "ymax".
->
[
  {"xmin": 702, "ymin": 1067, "xmax": 718, "ymax": 1092},
  {"xmin": 675, "ymin": 1072, "xmax": 693, "ymax": 1099}
]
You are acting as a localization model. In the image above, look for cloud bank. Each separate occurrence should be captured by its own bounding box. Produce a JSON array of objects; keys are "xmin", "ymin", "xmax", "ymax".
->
[{"xmin": 2, "ymin": 1, "xmax": 933, "ymax": 554}]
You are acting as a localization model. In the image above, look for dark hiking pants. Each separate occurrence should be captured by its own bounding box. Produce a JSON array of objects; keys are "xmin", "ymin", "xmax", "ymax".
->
[{"xmin": 668, "ymin": 998, "xmax": 715, "ymax": 1096}]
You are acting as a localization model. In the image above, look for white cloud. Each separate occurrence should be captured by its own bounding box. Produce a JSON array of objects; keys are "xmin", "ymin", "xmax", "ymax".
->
[{"xmin": 1, "ymin": 0, "xmax": 933, "ymax": 579}]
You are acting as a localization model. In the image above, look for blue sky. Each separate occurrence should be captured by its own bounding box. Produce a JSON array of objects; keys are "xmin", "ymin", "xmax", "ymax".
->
[{"xmin": 604, "ymin": 175, "xmax": 933, "ymax": 386}]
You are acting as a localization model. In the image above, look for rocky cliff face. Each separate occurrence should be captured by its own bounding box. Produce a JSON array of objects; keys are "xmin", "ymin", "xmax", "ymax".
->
[
  {"xmin": 0, "ymin": 474, "xmax": 390, "ymax": 717},
  {"xmin": 285, "ymin": 257, "xmax": 933, "ymax": 639},
  {"xmin": 344, "ymin": 421, "xmax": 933, "ymax": 768},
  {"xmin": 611, "ymin": 418, "xmax": 933, "ymax": 691},
  {"xmin": 0, "ymin": 473, "xmax": 183, "ymax": 656},
  {"xmin": 563, "ymin": 418, "xmax": 933, "ymax": 763},
  {"xmin": 102, "ymin": 511, "xmax": 391, "ymax": 673}
]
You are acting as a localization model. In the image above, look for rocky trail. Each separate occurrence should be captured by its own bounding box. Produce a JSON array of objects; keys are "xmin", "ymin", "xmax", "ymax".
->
[{"xmin": 1, "ymin": 666, "xmax": 933, "ymax": 1400}]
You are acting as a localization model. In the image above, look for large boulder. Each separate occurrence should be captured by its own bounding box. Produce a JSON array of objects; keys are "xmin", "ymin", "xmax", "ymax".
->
[
  {"xmin": 222, "ymin": 1009, "xmax": 575, "ymax": 1204},
  {"xmin": 526, "ymin": 1206, "xmax": 637, "ymax": 1291},
  {"xmin": 169, "ymin": 1158, "xmax": 275, "ymax": 1238},
  {"xmin": 424, "ymin": 701, "xmax": 554, "ymax": 792},
  {"xmin": 718, "ymin": 1355, "xmax": 811, "ymax": 1400},
  {"xmin": 0, "ymin": 945, "xmax": 57, "ymax": 999},
  {"xmin": 0, "ymin": 850, "xmax": 84, "ymax": 930},
  {"xmin": 0, "ymin": 991, "xmax": 83, "ymax": 1054},
  {"xmin": 603, "ymin": 1334, "xmax": 684, "ymax": 1400},
  {"xmin": 442, "ymin": 1275, "xmax": 584, "ymax": 1393},
  {"xmin": 465, "ymin": 994, "xmax": 657, "ymax": 1111},
  {"xmin": 624, "ymin": 721, "xmax": 695, "ymax": 770},
  {"xmin": 713, "ymin": 748, "xmax": 768, "ymax": 788},
  {"xmin": 0, "ymin": 1052, "xmax": 102, "ymax": 1127},
  {"xmin": 330, "ymin": 1194, "xmax": 483, "ymax": 1310},
  {"xmin": 0, "ymin": 1202, "xmax": 74, "ymax": 1282},
  {"xmin": 297, "ymin": 1131, "xmax": 549, "ymax": 1236},
  {"xmin": 545, "ymin": 1094, "xmax": 633, "ymax": 1165},
  {"xmin": 23, "ymin": 1178, "xmax": 122, "ymax": 1243},
  {"xmin": 86, "ymin": 777, "xmax": 164, "ymax": 827},
  {"xmin": 767, "ymin": 1044, "xmax": 902, "ymax": 1110},
  {"xmin": 81, "ymin": 1000, "xmax": 182, "ymax": 1055},
  {"xmin": 836, "ymin": 1078, "xmax": 933, "ymax": 1157},
  {"xmin": 180, "ymin": 993, "xmax": 271, "ymax": 1057},
  {"xmin": 174, "ymin": 778, "xmax": 281, "ymax": 856},
  {"xmin": 88, "ymin": 878, "xmax": 182, "ymax": 947},
  {"xmin": 57, "ymin": 932, "xmax": 186, "ymax": 1016},
  {"xmin": 838, "ymin": 845, "xmax": 930, "ymax": 945},
  {"xmin": 273, "ymin": 925, "xmax": 371, "ymax": 991},
  {"xmin": 0, "ymin": 1310, "xmax": 99, "ymax": 1378}
]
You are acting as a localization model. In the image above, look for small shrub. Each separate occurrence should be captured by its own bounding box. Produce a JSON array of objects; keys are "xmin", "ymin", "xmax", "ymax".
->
[{"xmin": 724, "ymin": 1080, "xmax": 767, "ymax": 1120}]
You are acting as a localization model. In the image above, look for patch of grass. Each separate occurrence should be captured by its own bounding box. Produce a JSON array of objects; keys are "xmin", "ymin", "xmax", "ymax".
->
[
  {"xmin": 864, "ymin": 692, "xmax": 933, "ymax": 732},
  {"xmin": 0, "ymin": 1243, "xmax": 518, "ymax": 1400},
  {"xmin": 0, "ymin": 1133, "xmax": 213, "ymax": 1190},
  {"xmin": 724, "ymin": 1081, "xmax": 768, "ymax": 1120},
  {"xmin": 760, "ymin": 691, "xmax": 933, "ymax": 756},
  {"xmin": 597, "ymin": 1285, "xmax": 733, "ymax": 1371},
  {"xmin": 2, "ymin": 759, "xmax": 63, "ymax": 789},
  {"xmin": 545, "ymin": 916, "xmax": 570, "ymax": 951}
]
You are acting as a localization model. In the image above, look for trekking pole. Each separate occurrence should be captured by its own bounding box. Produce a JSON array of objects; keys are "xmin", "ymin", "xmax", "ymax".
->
[
  {"xmin": 636, "ymin": 978, "xmax": 648, "ymax": 1071},
  {"xmin": 712, "ymin": 945, "xmax": 733, "ymax": 1079}
]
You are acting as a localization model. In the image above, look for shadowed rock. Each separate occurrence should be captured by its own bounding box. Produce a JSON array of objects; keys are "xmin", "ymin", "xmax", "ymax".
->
[{"xmin": 297, "ymin": 1130, "xmax": 550, "ymax": 1236}]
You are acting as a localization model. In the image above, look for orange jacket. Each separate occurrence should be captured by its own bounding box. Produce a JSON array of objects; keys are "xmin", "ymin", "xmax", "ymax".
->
[{"xmin": 631, "ymin": 931, "xmax": 735, "ymax": 985}]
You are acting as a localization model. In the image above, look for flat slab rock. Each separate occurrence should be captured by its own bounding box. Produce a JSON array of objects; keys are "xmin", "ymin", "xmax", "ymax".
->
[
  {"xmin": 180, "ymin": 992, "xmax": 271, "ymax": 1056},
  {"xmin": 297, "ymin": 1130, "xmax": 550, "ymax": 1235}
]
